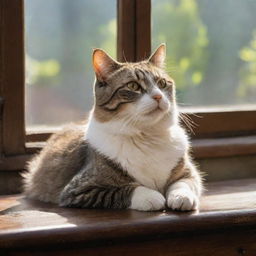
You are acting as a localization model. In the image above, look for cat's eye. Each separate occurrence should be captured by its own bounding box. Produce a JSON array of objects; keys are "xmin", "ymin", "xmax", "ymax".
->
[
  {"xmin": 127, "ymin": 82, "xmax": 141, "ymax": 91},
  {"xmin": 158, "ymin": 79, "xmax": 167, "ymax": 89},
  {"xmin": 158, "ymin": 79, "xmax": 172, "ymax": 89}
]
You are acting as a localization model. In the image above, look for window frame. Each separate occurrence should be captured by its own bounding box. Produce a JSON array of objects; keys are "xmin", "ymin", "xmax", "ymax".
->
[
  {"xmin": 0, "ymin": 0, "xmax": 26, "ymax": 157},
  {"xmin": 0, "ymin": 0, "xmax": 256, "ymax": 171}
]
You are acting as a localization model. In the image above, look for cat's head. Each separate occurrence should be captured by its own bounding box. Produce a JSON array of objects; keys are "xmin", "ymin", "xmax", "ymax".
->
[{"xmin": 91, "ymin": 44, "xmax": 178, "ymax": 133}]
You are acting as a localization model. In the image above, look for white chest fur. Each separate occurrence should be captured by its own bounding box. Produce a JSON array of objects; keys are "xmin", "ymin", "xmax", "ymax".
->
[{"xmin": 86, "ymin": 117, "xmax": 188, "ymax": 192}]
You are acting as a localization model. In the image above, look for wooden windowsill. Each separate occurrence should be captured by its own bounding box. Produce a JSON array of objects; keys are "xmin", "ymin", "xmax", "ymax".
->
[
  {"xmin": 25, "ymin": 135, "xmax": 256, "ymax": 159},
  {"xmin": 0, "ymin": 135, "xmax": 256, "ymax": 171},
  {"xmin": 0, "ymin": 178, "xmax": 255, "ymax": 255},
  {"xmin": 192, "ymin": 135, "xmax": 256, "ymax": 159},
  {"xmin": 25, "ymin": 107, "xmax": 256, "ymax": 143}
]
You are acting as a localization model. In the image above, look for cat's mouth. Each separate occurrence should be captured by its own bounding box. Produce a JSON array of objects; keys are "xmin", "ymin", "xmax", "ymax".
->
[{"xmin": 146, "ymin": 106, "xmax": 163, "ymax": 115}]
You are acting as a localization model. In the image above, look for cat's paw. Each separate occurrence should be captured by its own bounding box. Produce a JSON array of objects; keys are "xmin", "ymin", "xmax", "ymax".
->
[
  {"xmin": 130, "ymin": 186, "xmax": 166, "ymax": 211},
  {"xmin": 167, "ymin": 188, "xmax": 198, "ymax": 211}
]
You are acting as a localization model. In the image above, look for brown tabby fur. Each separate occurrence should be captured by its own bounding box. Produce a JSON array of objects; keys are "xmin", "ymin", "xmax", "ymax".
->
[{"xmin": 23, "ymin": 45, "xmax": 202, "ymax": 210}]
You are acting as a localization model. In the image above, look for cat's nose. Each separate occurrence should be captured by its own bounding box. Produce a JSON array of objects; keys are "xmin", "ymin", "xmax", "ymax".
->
[{"xmin": 152, "ymin": 94, "xmax": 162, "ymax": 102}]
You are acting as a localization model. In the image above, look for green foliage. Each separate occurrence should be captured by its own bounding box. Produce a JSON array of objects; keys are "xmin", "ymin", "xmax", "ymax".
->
[
  {"xmin": 238, "ymin": 31, "xmax": 256, "ymax": 101},
  {"xmin": 26, "ymin": 55, "xmax": 60, "ymax": 85},
  {"xmin": 152, "ymin": 0, "xmax": 208, "ymax": 92},
  {"xmin": 99, "ymin": 19, "xmax": 116, "ymax": 58},
  {"xmin": 26, "ymin": 0, "xmax": 256, "ymax": 117}
]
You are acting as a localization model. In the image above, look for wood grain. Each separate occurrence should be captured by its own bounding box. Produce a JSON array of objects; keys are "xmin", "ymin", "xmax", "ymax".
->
[
  {"xmin": 0, "ymin": 171, "xmax": 22, "ymax": 195},
  {"xmin": 3, "ymin": 230, "xmax": 256, "ymax": 256},
  {"xmin": 0, "ymin": 2, "xmax": 4, "ymax": 155},
  {"xmin": 186, "ymin": 109, "xmax": 256, "ymax": 138},
  {"xmin": 117, "ymin": 0, "xmax": 136, "ymax": 62},
  {"xmin": 117, "ymin": 0, "xmax": 151, "ymax": 62},
  {"xmin": 135, "ymin": 0, "xmax": 151, "ymax": 61},
  {"xmin": 0, "ymin": 154, "xmax": 32, "ymax": 171},
  {"xmin": 193, "ymin": 135, "xmax": 256, "ymax": 159},
  {"xmin": 0, "ymin": 178, "xmax": 255, "ymax": 255},
  {"xmin": 0, "ymin": 0, "xmax": 25, "ymax": 155}
]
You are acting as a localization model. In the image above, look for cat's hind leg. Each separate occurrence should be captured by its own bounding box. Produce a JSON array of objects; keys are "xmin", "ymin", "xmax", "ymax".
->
[
  {"xmin": 59, "ymin": 182, "xmax": 136, "ymax": 209},
  {"xmin": 60, "ymin": 181, "xmax": 166, "ymax": 211}
]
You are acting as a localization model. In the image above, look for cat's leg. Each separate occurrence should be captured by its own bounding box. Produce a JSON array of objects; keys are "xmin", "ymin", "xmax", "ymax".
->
[
  {"xmin": 60, "ymin": 183, "xmax": 165, "ymax": 211},
  {"xmin": 129, "ymin": 186, "xmax": 166, "ymax": 211},
  {"xmin": 59, "ymin": 182, "xmax": 136, "ymax": 209},
  {"xmin": 166, "ymin": 161, "xmax": 202, "ymax": 211},
  {"xmin": 60, "ymin": 182, "xmax": 166, "ymax": 211},
  {"xmin": 166, "ymin": 178, "xmax": 200, "ymax": 211}
]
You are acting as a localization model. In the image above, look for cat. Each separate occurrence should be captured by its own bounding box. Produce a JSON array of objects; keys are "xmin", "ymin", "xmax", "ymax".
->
[{"xmin": 23, "ymin": 44, "xmax": 203, "ymax": 211}]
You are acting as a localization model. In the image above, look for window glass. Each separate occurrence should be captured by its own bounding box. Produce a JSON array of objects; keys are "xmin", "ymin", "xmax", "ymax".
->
[
  {"xmin": 152, "ymin": 0, "xmax": 256, "ymax": 108},
  {"xmin": 25, "ymin": 0, "xmax": 116, "ymax": 127}
]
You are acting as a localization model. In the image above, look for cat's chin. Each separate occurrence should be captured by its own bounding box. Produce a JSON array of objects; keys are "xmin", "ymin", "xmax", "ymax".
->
[
  {"xmin": 145, "ymin": 102, "xmax": 169, "ymax": 114},
  {"xmin": 144, "ymin": 105, "xmax": 171, "ymax": 120},
  {"xmin": 144, "ymin": 107, "xmax": 162, "ymax": 116},
  {"xmin": 138, "ymin": 110, "xmax": 175, "ymax": 128}
]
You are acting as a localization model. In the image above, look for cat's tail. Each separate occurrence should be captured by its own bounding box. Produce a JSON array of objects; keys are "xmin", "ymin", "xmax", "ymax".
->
[
  {"xmin": 21, "ymin": 154, "xmax": 40, "ymax": 196},
  {"xmin": 21, "ymin": 153, "xmax": 60, "ymax": 204}
]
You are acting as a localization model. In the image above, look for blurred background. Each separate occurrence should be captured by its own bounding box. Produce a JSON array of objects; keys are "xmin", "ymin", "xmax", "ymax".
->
[{"xmin": 25, "ymin": 0, "xmax": 256, "ymax": 128}]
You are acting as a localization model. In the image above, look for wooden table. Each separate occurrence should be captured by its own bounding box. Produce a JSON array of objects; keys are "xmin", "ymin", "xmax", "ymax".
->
[{"xmin": 0, "ymin": 179, "xmax": 256, "ymax": 256}]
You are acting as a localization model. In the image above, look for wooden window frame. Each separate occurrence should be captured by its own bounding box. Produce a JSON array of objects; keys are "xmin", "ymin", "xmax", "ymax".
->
[
  {"xmin": 0, "ymin": 0, "xmax": 256, "ymax": 171},
  {"xmin": 0, "ymin": 0, "xmax": 26, "ymax": 170}
]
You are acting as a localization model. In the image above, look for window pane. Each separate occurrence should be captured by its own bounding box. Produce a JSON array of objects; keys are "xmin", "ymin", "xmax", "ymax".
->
[
  {"xmin": 25, "ymin": 0, "xmax": 116, "ymax": 127},
  {"xmin": 152, "ymin": 0, "xmax": 256, "ymax": 108}
]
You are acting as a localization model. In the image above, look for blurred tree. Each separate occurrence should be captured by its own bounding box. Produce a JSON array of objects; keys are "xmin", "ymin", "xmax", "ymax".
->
[
  {"xmin": 239, "ymin": 31, "xmax": 256, "ymax": 103},
  {"xmin": 25, "ymin": 0, "xmax": 116, "ymax": 125},
  {"xmin": 153, "ymin": 0, "xmax": 256, "ymax": 106},
  {"xmin": 152, "ymin": 0, "xmax": 208, "ymax": 105},
  {"xmin": 196, "ymin": 0, "xmax": 256, "ymax": 105},
  {"xmin": 26, "ymin": 0, "xmax": 256, "ymax": 126}
]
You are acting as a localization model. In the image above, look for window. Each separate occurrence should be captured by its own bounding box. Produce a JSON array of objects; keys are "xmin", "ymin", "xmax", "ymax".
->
[
  {"xmin": 152, "ymin": 0, "xmax": 256, "ymax": 108},
  {"xmin": 0, "ymin": 0, "xmax": 256, "ymax": 172},
  {"xmin": 25, "ymin": 0, "xmax": 116, "ymax": 127}
]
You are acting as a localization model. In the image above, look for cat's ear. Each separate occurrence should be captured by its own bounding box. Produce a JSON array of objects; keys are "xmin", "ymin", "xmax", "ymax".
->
[
  {"xmin": 92, "ymin": 49, "xmax": 120, "ymax": 81},
  {"xmin": 148, "ymin": 43, "xmax": 166, "ymax": 68}
]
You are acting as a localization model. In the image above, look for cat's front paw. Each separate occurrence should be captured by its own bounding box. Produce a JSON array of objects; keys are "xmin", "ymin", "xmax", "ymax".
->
[
  {"xmin": 167, "ymin": 188, "xmax": 198, "ymax": 211},
  {"xmin": 130, "ymin": 186, "xmax": 166, "ymax": 211}
]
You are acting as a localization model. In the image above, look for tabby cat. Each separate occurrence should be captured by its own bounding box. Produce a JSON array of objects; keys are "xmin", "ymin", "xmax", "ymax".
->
[{"xmin": 23, "ymin": 44, "xmax": 203, "ymax": 211}]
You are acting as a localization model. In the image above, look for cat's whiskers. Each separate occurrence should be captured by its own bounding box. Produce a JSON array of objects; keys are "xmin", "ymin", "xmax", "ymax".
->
[
  {"xmin": 179, "ymin": 112, "xmax": 197, "ymax": 135},
  {"xmin": 23, "ymin": 44, "xmax": 203, "ymax": 213}
]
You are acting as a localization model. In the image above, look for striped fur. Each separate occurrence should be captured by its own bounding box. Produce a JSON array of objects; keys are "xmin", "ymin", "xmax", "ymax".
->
[{"xmin": 23, "ymin": 44, "xmax": 203, "ymax": 211}]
